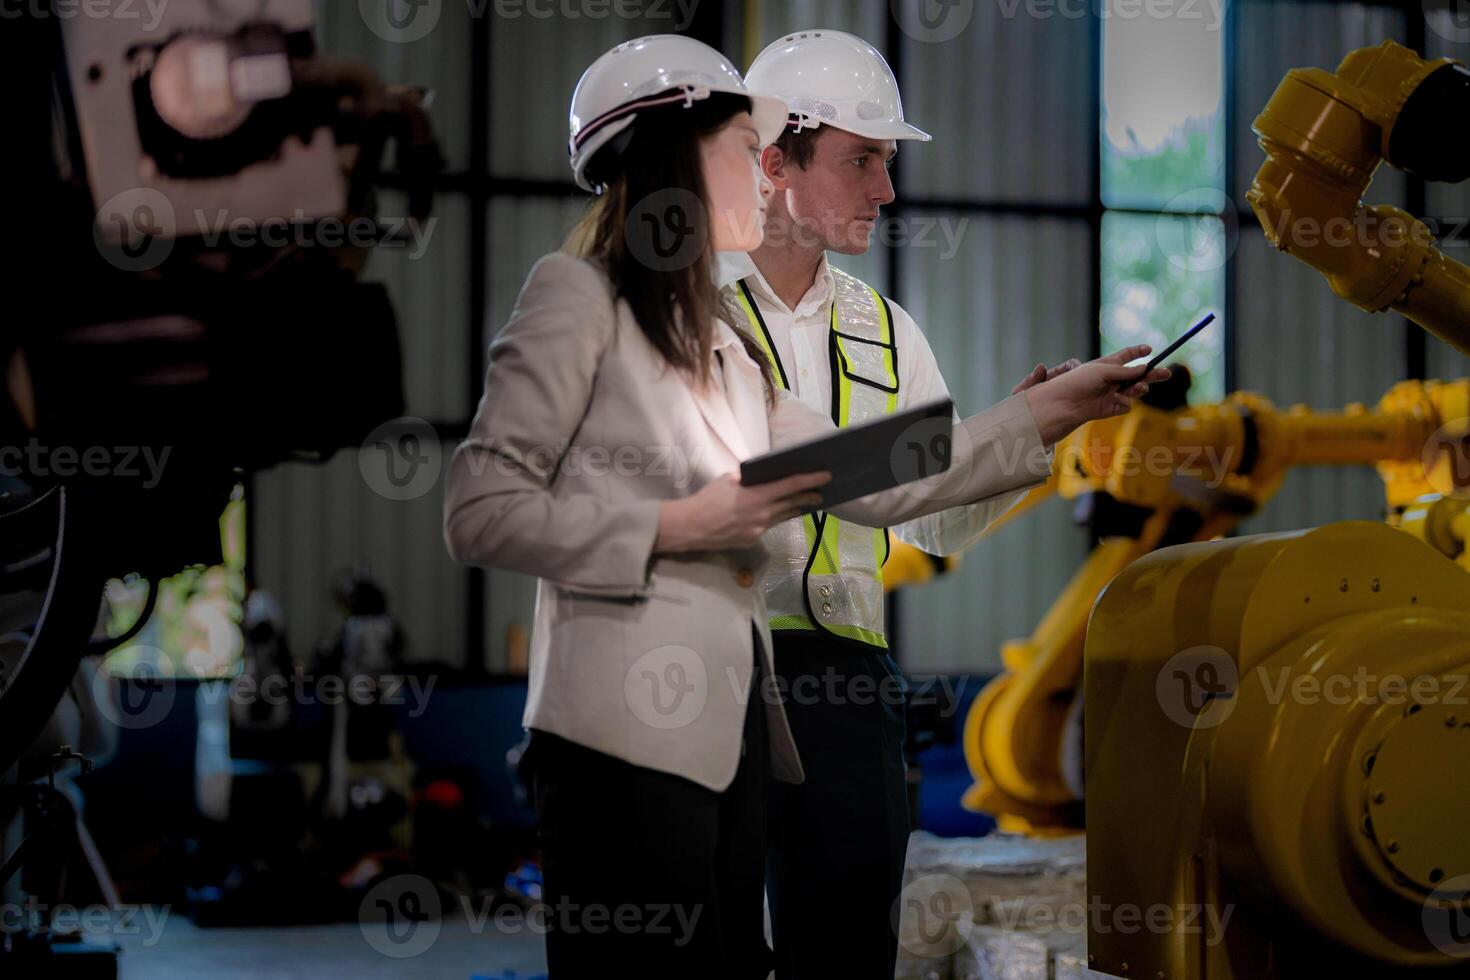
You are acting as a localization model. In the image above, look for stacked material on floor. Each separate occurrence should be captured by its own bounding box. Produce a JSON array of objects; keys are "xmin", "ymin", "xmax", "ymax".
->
[{"xmin": 896, "ymin": 831, "xmax": 1094, "ymax": 980}]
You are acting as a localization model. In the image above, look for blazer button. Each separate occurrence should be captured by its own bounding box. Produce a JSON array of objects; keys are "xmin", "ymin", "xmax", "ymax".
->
[{"xmin": 736, "ymin": 568, "xmax": 755, "ymax": 588}]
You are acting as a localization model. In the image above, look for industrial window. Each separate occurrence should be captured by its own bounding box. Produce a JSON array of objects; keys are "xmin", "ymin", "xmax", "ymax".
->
[{"xmin": 1100, "ymin": 3, "xmax": 1228, "ymax": 403}]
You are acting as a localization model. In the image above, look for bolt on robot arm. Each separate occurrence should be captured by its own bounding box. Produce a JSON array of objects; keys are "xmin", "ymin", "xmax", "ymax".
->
[{"xmin": 1249, "ymin": 40, "xmax": 1470, "ymax": 352}]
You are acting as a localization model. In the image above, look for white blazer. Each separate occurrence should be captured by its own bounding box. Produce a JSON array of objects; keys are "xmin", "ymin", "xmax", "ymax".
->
[{"xmin": 443, "ymin": 252, "xmax": 1050, "ymax": 791}]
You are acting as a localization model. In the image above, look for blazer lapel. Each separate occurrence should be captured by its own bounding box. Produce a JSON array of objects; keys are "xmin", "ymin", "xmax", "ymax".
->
[
  {"xmin": 721, "ymin": 345, "xmax": 770, "ymax": 457},
  {"xmin": 686, "ymin": 353, "xmax": 751, "ymax": 461}
]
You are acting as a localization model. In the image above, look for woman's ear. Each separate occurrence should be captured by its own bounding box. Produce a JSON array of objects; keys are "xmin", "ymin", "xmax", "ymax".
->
[{"xmin": 761, "ymin": 144, "xmax": 789, "ymax": 188}]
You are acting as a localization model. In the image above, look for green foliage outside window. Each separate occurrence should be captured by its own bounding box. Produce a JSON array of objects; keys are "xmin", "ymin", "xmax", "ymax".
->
[
  {"xmin": 1101, "ymin": 212, "xmax": 1226, "ymax": 403},
  {"xmin": 1102, "ymin": 122, "xmax": 1225, "ymax": 213},
  {"xmin": 1100, "ymin": 13, "xmax": 1228, "ymax": 404},
  {"xmin": 102, "ymin": 486, "xmax": 247, "ymax": 678}
]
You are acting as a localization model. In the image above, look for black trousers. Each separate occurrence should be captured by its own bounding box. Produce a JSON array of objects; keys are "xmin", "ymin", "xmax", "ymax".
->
[
  {"xmin": 766, "ymin": 630, "xmax": 911, "ymax": 979},
  {"xmin": 525, "ymin": 629, "xmax": 772, "ymax": 979}
]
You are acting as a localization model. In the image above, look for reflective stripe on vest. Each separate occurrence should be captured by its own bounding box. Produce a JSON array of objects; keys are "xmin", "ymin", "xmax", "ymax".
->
[{"xmin": 726, "ymin": 267, "xmax": 900, "ymax": 649}]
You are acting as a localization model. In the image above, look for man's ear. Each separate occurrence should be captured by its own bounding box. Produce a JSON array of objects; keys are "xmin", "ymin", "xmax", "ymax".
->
[{"xmin": 761, "ymin": 144, "xmax": 790, "ymax": 188}]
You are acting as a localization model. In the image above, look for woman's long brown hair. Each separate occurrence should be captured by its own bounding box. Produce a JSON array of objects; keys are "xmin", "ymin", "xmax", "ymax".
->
[{"xmin": 564, "ymin": 93, "xmax": 776, "ymax": 405}]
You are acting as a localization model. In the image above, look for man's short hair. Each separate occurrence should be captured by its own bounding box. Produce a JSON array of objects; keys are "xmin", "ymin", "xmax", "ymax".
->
[{"xmin": 773, "ymin": 124, "xmax": 824, "ymax": 169}]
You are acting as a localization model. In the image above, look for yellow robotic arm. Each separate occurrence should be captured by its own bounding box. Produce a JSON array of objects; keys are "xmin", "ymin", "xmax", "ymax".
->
[
  {"xmin": 965, "ymin": 378, "xmax": 1470, "ymax": 834},
  {"xmin": 1249, "ymin": 41, "xmax": 1470, "ymax": 352},
  {"xmin": 881, "ymin": 539, "xmax": 958, "ymax": 591},
  {"xmin": 881, "ymin": 481, "xmax": 1064, "ymax": 592}
]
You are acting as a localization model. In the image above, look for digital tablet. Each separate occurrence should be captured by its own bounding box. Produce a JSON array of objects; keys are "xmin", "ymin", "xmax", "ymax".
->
[{"xmin": 740, "ymin": 398, "xmax": 956, "ymax": 512}]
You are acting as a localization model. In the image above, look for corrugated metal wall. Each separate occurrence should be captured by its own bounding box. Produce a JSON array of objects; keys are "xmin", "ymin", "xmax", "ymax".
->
[
  {"xmin": 1231, "ymin": 0, "xmax": 1412, "ymax": 536},
  {"xmin": 884, "ymin": 7, "xmax": 1095, "ymax": 673},
  {"xmin": 489, "ymin": 12, "xmax": 681, "ymax": 181},
  {"xmin": 893, "ymin": 217, "xmax": 1094, "ymax": 671},
  {"xmin": 1426, "ymin": 316, "xmax": 1470, "ymax": 384},
  {"xmin": 250, "ymin": 186, "xmax": 472, "ymax": 664},
  {"xmin": 899, "ymin": 3, "xmax": 1095, "ymax": 206},
  {"xmin": 251, "ymin": 442, "xmax": 469, "ymax": 667},
  {"xmin": 752, "ymin": 1, "xmax": 887, "ymax": 56},
  {"xmin": 1231, "ymin": 233, "xmax": 1406, "ymax": 533},
  {"xmin": 249, "ymin": 6, "xmax": 483, "ymax": 664},
  {"xmin": 314, "ymin": 2, "xmax": 476, "ymax": 170}
]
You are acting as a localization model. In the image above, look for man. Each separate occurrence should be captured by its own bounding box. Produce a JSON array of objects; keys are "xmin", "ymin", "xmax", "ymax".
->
[{"xmin": 721, "ymin": 29, "xmax": 1073, "ymax": 978}]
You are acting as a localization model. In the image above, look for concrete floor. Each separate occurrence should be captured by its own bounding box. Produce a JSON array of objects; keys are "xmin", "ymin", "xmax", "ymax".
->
[{"xmin": 111, "ymin": 908, "xmax": 547, "ymax": 980}]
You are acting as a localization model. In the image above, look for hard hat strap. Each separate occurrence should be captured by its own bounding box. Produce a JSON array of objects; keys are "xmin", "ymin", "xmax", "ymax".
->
[{"xmin": 572, "ymin": 85, "xmax": 708, "ymax": 151}]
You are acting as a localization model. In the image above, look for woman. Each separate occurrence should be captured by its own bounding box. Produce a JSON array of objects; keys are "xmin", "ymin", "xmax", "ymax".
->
[{"xmin": 444, "ymin": 34, "xmax": 1165, "ymax": 978}]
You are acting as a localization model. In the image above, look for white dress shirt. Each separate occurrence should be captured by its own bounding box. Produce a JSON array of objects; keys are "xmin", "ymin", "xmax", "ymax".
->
[{"xmin": 717, "ymin": 250, "xmax": 1040, "ymax": 555}]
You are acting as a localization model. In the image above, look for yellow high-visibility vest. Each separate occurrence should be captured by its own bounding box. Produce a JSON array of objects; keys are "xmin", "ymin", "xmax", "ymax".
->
[{"xmin": 726, "ymin": 266, "xmax": 900, "ymax": 648}]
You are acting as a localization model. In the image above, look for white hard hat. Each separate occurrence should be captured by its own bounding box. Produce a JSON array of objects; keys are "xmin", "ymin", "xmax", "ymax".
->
[
  {"xmin": 746, "ymin": 29, "xmax": 931, "ymax": 142},
  {"xmin": 568, "ymin": 34, "xmax": 789, "ymax": 193}
]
